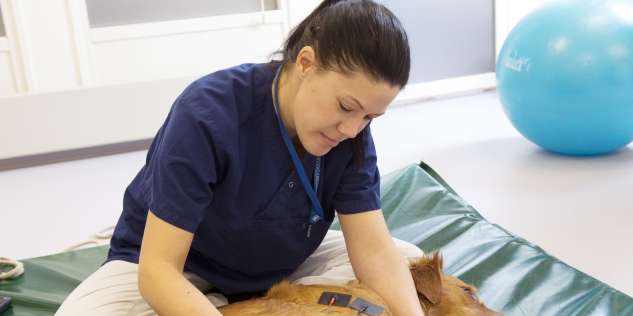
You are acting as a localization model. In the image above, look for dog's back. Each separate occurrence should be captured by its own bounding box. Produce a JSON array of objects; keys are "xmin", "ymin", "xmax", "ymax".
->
[
  {"xmin": 219, "ymin": 253, "xmax": 502, "ymax": 315},
  {"xmin": 219, "ymin": 281, "xmax": 386, "ymax": 315}
]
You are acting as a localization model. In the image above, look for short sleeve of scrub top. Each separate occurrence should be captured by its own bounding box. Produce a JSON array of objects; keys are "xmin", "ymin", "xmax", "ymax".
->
[
  {"xmin": 141, "ymin": 82, "xmax": 220, "ymax": 233},
  {"xmin": 331, "ymin": 127, "xmax": 381, "ymax": 214}
]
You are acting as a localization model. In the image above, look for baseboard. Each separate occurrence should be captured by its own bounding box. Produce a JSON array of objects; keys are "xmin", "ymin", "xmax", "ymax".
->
[{"xmin": 0, "ymin": 139, "xmax": 152, "ymax": 172}]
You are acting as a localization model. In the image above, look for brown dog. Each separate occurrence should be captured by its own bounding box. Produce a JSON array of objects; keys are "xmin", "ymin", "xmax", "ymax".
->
[{"xmin": 218, "ymin": 253, "xmax": 502, "ymax": 315}]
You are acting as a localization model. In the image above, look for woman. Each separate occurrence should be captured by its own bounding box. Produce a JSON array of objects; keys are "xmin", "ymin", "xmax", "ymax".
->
[{"xmin": 57, "ymin": 0, "xmax": 424, "ymax": 315}]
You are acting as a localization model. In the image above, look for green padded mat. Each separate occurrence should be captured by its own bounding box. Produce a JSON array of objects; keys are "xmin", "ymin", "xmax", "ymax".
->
[{"xmin": 1, "ymin": 162, "xmax": 632, "ymax": 315}]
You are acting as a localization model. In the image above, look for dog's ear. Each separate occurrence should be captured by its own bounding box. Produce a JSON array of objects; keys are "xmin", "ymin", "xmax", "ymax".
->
[{"xmin": 410, "ymin": 252, "xmax": 443, "ymax": 305}]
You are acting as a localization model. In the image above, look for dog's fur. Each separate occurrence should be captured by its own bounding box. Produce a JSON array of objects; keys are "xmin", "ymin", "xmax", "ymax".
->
[{"xmin": 218, "ymin": 253, "xmax": 502, "ymax": 315}]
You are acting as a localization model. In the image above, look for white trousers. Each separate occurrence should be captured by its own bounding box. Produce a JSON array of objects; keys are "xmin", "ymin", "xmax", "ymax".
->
[{"xmin": 55, "ymin": 230, "xmax": 423, "ymax": 315}]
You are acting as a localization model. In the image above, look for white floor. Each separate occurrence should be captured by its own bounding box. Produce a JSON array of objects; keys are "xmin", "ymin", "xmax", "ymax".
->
[{"xmin": 1, "ymin": 92, "xmax": 632, "ymax": 297}]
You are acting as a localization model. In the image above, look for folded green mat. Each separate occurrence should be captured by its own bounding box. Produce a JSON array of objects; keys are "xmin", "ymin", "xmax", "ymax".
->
[{"xmin": 2, "ymin": 162, "xmax": 632, "ymax": 315}]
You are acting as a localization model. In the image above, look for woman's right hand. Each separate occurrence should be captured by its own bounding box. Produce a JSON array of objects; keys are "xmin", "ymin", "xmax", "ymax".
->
[{"xmin": 138, "ymin": 210, "xmax": 223, "ymax": 315}]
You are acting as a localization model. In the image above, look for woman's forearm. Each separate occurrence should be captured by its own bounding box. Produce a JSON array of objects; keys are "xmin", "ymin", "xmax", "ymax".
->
[
  {"xmin": 138, "ymin": 263, "xmax": 222, "ymax": 316},
  {"xmin": 356, "ymin": 244, "xmax": 425, "ymax": 316}
]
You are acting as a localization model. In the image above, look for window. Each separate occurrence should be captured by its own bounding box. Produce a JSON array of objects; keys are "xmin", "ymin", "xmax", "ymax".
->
[
  {"xmin": 0, "ymin": 4, "xmax": 6, "ymax": 37},
  {"xmin": 379, "ymin": 0, "xmax": 495, "ymax": 83},
  {"xmin": 85, "ymin": 0, "xmax": 278, "ymax": 28}
]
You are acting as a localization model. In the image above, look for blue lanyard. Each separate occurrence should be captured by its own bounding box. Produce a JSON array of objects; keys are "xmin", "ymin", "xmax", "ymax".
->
[{"xmin": 271, "ymin": 65, "xmax": 324, "ymax": 238}]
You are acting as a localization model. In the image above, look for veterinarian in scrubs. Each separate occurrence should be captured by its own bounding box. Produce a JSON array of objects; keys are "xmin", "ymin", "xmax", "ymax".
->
[{"xmin": 56, "ymin": 1, "xmax": 425, "ymax": 315}]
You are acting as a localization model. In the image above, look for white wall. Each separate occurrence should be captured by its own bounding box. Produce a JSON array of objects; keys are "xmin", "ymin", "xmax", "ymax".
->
[
  {"xmin": 89, "ymin": 13, "xmax": 285, "ymax": 86},
  {"xmin": 18, "ymin": 0, "xmax": 81, "ymax": 92},
  {"xmin": 0, "ymin": 38, "xmax": 16, "ymax": 95},
  {"xmin": 0, "ymin": 0, "xmax": 304, "ymax": 95},
  {"xmin": 0, "ymin": 0, "xmax": 319, "ymax": 159},
  {"xmin": 0, "ymin": 0, "xmax": 29, "ymax": 96},
  {"xmin": 1, "ymin": 0, "xmax": 551, "ymax": 160},
  {"xmin": 1, "ymin": 77, "xmax": 192, "ymax": 159},
  {"xmin": 0, "ymin": 0, "xmax": 557, "ymax": 96},
  {"xmin": 285, "ymin": 0, "xmax": 319, "ymax": 29},
  {"xmin": 495, "ymin": 0, "xmax": 552, "ymax": 56}
]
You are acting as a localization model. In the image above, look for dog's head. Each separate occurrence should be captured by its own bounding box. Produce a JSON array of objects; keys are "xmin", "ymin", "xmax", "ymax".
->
[{"xmin": 409, "ymin": 253, "xmax": 503, "ymax": 316}]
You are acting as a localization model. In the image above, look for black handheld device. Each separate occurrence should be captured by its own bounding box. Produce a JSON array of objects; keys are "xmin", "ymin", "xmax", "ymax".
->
[{"xmin": 0, "ymin": 296, "xmax": 12, "ymax": 314}]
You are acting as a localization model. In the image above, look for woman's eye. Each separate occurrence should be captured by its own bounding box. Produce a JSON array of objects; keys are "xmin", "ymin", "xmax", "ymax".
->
[{"xmin": 339, "ymin": 102, "xmax": 352, "ymax": 112}]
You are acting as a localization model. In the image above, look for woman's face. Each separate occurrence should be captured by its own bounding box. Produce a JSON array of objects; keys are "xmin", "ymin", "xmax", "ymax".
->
[{"xmin": 289, "ymin": 53, "xmax": 401, "ymax": 157}]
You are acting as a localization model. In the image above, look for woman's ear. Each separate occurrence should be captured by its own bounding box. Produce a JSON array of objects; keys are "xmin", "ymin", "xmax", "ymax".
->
[{"xmin": 294, "ymin": 46, "xmax": 317, "ymax": 77}]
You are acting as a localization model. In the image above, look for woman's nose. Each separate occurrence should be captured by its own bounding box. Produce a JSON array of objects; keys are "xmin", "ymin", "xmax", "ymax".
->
[{"xmin": 337, "ymin": 116, "xmax": 367, "ymax": 139}]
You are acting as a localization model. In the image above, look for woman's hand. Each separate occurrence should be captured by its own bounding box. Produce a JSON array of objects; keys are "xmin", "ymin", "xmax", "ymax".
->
[{"xmin": 339, "ymin": 210, "xmax": 426, "ymax": 316}]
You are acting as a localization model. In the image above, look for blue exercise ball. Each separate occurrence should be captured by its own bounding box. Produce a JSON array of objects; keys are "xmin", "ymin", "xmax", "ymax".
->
[{"xmin": 496, "ymin": 0, "xmax": 633, "ymax": 156}]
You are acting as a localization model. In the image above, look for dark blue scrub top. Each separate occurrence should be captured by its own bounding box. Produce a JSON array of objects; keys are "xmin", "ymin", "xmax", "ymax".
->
[{"xmin": 106, "ymin": 62, "xmax": 381, "ymax": 296}]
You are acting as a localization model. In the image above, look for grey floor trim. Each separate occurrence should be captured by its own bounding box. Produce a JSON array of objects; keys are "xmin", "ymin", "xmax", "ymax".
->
[{"xmin": 0, "ymin": 139, "xmax": 152, "ymax": 172}]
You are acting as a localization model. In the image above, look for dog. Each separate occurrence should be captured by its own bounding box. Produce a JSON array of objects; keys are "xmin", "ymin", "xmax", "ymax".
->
[{"xmin": 218, "ymin": 252, "xmax": 503, "ymax": 315}]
